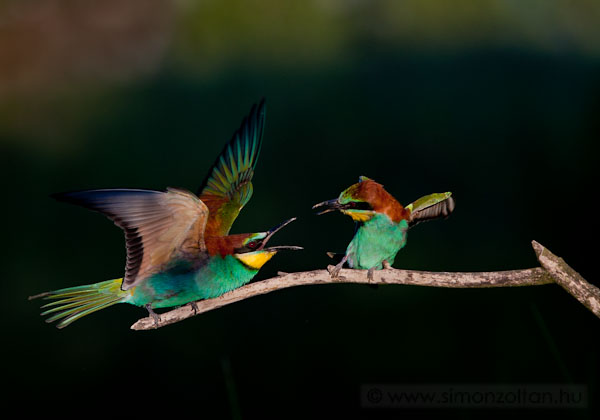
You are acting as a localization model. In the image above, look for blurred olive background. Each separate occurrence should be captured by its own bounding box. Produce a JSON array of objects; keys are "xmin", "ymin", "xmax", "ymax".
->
[{"xmin": 2, "ymin": 0, "xmax": 599, "ymax": 417}]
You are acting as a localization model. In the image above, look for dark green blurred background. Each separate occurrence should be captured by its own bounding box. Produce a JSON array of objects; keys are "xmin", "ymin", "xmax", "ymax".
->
[{"xmin": 2, "ymin": 0, "xmax": 599, "ymax": 417}]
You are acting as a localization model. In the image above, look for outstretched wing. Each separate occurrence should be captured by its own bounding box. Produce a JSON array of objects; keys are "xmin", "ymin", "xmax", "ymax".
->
[
  {"xmin": 406, "ymin": 192, "xmax": 455, "ymax": 227},
  {"xmin": 198, "ymin": 99, "xmax": 266, "ymax": 236},
  {"xmin": 53, "ymin": 188, "xmax": 209, "ymax": 290}
]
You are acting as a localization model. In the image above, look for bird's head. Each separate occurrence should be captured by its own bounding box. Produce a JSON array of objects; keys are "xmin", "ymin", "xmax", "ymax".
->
[
  {"xmin": 233, "ymin": 217, "xmax": 302, "ymax": 270},
  {"xmin": 312, "ymin": 176, "xmax": 406, "ymax": 223}
]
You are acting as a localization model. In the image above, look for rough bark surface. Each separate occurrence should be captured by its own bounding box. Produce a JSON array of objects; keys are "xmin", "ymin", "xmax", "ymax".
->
[
  {"xmin": 532, "ymin": 240, "xmax": 600, "ymax": 317},
  {"xmin": 131, "ymin": 241, "xmax": 598, "ymax": 330}
]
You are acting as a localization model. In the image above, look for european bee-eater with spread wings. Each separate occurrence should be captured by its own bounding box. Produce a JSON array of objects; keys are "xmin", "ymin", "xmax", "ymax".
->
[{"xmin": 31, "ymin": 100, "xmax": 301, "ymax": 328}]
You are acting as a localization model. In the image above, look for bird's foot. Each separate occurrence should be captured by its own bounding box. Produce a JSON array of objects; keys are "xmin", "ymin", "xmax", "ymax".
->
[
  {"xmin": 328, "ymin": 264, "xmax": 342, "ymax": 278},
  {"xmin": 329, "ymin": 262, "xmax": 344, "ymax": 279},
  {"xmin": 328, "ymin": 255, "xmax": 348, "ymax": 279},
  {"xmin": 367, "ymin": 267, "xmax": 376, "ymax": 282},
  {"xmin": 382, "ymin": 260, "xmax": 391, "ymax": 270},
  {"xmin": 145, "ymin": 304, "xmax": 161, "ymax": 328},
  {"xmin": 189, "ymin": 301, "xmax": 199, "ymax": 315}
]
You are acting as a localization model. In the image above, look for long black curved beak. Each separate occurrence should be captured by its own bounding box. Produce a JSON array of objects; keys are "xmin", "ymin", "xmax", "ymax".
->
[
  {"xmin": 312, "ymin": 198, "xmax": 342, "ymax": 215},
  {"xmin": 266, "ymin": 245, "xmax": 304, "ymax": 251},
  {"xmin": 260, "ymin": 217, "xmax": 303, "ymax": 251}
]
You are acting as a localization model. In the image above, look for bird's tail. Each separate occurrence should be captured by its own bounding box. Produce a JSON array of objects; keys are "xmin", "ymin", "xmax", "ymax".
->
[{"xmin": 29, "ymin": 278, "xmax": 127, "ymax": 328}]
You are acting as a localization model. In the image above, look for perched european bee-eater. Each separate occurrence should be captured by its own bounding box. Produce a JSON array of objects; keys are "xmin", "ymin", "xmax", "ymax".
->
[
  {"xmin": 313, "ymin": 176, "xmax": 454, "ymax": 280},
  {"xmin": 31, "ymin": 99, "xmax": 301, "ymax": 328}
]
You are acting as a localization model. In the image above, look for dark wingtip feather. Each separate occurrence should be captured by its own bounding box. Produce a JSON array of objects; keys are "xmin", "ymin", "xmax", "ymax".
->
[
  {"xmin": 50, "ymin": 190, "xmax": 102, "ymax": 209},
  {"xmin": 50, "ymin": 189, "xmax": 161, "ymax": 209},
  {"xmin": 409, "ymin": 194, "xmax": 456, "ymax": 227},
  {"xmin": 50, "ymin": 191, "xmax": 78, "ymax": 203},
  {"xmin": 447, "ymin": 195, "xmax": 456, "ymax": 214}
]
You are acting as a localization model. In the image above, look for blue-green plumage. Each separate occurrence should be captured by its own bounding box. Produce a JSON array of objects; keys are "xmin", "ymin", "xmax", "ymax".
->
[
  {"xmin": 128, "ymin": 255, "xmax": 258, "ymax": 308},
  {"xmin": 31, "ymin": 99, "xmax": 303, "ymax": 328},
  {"xmin": 346, "ymin": 215, "xmax": 408, "ymax": 270},
  {"xmin": 313, "ymin": 176, "xmax": 455, "ymax": 278},
  {"xmin": 33, "ymin": 223, "xmax": 298, "ymax": 328}
]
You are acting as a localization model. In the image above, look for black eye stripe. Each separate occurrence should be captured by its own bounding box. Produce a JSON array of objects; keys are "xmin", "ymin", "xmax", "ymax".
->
[
  {"xmin": 234, "ymin": 240, "xmax": 263, "ymax": 254},
  {"xmin": 345, "ymin": 201, "xmax": 372, "ymax": 211}
]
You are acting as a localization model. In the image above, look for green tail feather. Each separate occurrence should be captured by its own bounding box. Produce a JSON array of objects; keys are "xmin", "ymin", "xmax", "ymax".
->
[{"xmin": 30, "ymin": 278, "xmax": 126, "ymax": 328}]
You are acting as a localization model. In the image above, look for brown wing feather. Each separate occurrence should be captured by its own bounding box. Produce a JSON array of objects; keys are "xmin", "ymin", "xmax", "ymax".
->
[{"xmin": 53, "ymin": 188, "xmax": 209, "ymax": 289}]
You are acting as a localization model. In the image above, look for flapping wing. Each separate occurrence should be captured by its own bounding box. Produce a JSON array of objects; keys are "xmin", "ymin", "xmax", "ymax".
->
[
  {"xmin": 53, "ymin": 188, "xmax": 209, "ymax": 290},
  {"xmin": 198, "ymin": 99, "xmax": 266, "ymax": 236},
  {"xmin": 406, "ymin": 192, "xmax": 455, "ymax": 227}
]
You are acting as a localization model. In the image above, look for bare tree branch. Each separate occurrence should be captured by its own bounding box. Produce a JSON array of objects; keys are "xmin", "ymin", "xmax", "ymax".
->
[
  {"xmin": 532, "ymin": 240, "xmax": 600, "ymax": 318},
  {"xmin": 131, "ymin": 241, "xmax": 599, "ymax": 330},
  {"xmin": 135, "ymin": 242, "xmax": 593, "ymax": 331},
  {"xmin": 131, "ymin": 267, "xmax": 554, "ymax": 330}
]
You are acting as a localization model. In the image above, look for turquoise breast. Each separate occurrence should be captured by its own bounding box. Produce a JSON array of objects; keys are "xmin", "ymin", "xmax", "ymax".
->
[
  {"xmin": 127, "ymin": 255, "xmax": 258, "ymax": 309},
  {"xmin": 346, "ymin": 214, "xmax": 408, "ymax": 270}
]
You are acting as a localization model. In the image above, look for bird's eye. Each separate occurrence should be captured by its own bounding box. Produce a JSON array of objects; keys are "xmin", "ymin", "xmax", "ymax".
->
[
  {"xmin": 350, "ymin": 202, "xmax": 357, "ymax": 208},
  {"xmin": 247, "ymin": 241, "xmax": 258, "ymax": 249}
]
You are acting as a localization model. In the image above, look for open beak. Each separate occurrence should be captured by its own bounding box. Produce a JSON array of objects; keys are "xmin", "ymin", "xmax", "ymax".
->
[
  {"xmin": 265, "ymin": 245, "xmax": 304, "ymax": 251},
  {"xmin": 312, "ymin": 198, "xmax": 343, "ymax": 215},
  {"xmin": 260, "ymin": 217, "xmax": 303, "ymax": 252}
]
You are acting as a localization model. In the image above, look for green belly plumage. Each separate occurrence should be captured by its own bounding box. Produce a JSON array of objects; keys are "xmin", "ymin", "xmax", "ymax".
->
[
  {"xmin": 127, "ymin": 255, "xmax": 258, "ymax": 308},
  {"xmin": 346, "ymin": 214, "xmax": 408, "ymax": 270}
]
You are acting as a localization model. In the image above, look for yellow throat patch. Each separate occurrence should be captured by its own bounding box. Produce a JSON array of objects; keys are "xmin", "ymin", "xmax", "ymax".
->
[
  {"xmin": 342, "ymin": 210, "xmax": 375, "ymax": 222},
  {"xmin": 235, "ymin": 250, "xmax": 277, "ymax": 270}
]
